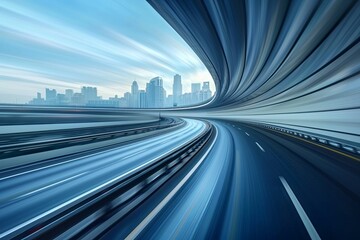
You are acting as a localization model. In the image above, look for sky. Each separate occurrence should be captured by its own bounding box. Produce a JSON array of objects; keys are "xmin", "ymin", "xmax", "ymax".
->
[{"xmin": 0, "ymin": 0, "xmax": 214, "ymax": 104}]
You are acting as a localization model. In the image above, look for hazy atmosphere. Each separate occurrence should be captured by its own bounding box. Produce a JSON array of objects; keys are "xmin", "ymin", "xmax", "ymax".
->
[
  {"xmin": 0, "ymin": 1, "xmax": 359, "ymax": 239},
  {"xmin": 0, "ymin": 0, "xmax": 213, "ymax": 104}
]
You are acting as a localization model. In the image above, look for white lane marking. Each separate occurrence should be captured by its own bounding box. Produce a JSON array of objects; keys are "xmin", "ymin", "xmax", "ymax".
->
[
  {"xmin": 0, "ymin": 120, "xmax": 194, "ymax": 181},
  {"xmin": 279, "ymin": 177, "xmax": 321, "ymax": 240},
  {"xmin": 0, "ymin": 159, "xmax": 82, "ymax": 181},
  {"xmin": 0, "ymin": 120, "xmax": 206, "ymax": 239},
  {"xmin": 255, "ymin": 142, "xmax": 265, "ymax": 152},
  {"xmin": 15, "ymin": 172, "xmax": 87, "ymax": 200},
  {"xmin": 238, "ymin": 127, "xmax": 242, "ymax": 130},
  {"xmin": 125, "ymin": 127, "xmax": 218, "ymax": 240},
  {"xmin": 245, "ymin": 132, "xmax": 250, "ymax": 136},
  {"xmin": 0, "ymin": 145, "xmax": 149, "ymax": 181}
]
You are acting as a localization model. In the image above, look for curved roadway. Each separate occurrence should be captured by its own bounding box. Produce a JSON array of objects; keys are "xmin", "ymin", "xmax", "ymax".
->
[
  {"xmin": 0, "ymin": 118, "xmax": 206, "ymax": 239},
  {"xmin": 104, "ymin": 120, "xmax": 360, "ymax": 239},
  {"xmin": 148, "ymin": 0, "xmax": 360, "ymax": 144}
]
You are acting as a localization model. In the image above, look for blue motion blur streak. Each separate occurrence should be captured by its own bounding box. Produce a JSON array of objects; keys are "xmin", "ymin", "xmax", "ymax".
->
[
  {"xmin": 105, "ymin": 120, "xmax": 360, "ymax": 239},
  {"xmin": 148, "ymin": 0, "xmax": 360, "ymax": 144},
  {"xmin": 0, "ymin": 118, "xmax": 206, "ymax": 239},
  {"xmin": 0, "ymin": 0, "xmax": 211, "ymax": 103}
]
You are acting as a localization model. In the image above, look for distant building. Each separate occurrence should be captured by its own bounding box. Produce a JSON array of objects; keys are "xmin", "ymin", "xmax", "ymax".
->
[
  {"xmin": 65, "ymin": 89, "xmax": 74, "ymax": 103},
  {"xmin": 109, "ymin": 95, "xmax": 127, "ymax": 108},
  {"xmin": 173, "ymin": 74, "xmax": 182, "ymax": 106},
  {"xmin": 146, "ymin": 83, "xmax": 154, "ymax": 108},
  {"xmin": 191, "ymin": 83, "xmax": 201, "ymax": 104},
  {"xmin": 146, "ymin": 77, "xmax": 166, "ymax": 108},
  {"xmin": 200, "ymin": 81, "xmax": 212, "ymax": 102},
  {"xmin": 87, "ymin": 99, "xmax": 120, "ymax": 108},
  {"xmin": 29, "ymin": 92, "xmax": 45, "ymax": 105},
  {"xmin": 110, "ymin": 95, "xmax": 119, "ymax": 100},
  {"xmin": 166, "ymin": 94, "xmax": 173, "ymax": 107},
  {"xmin": 56, "ymin": 93, "xmax": 67, "ymax": 105},
  {"xmin": 28, "ymin": 77, "xmax": 212, "ymax": 108},
  {"xmin": 71, "ymin": 93, "xmax": 85, "ymax": 105},
  {"xmin": 182, "ymin": 93, "xmax": 192, "ymax": 106},
  {"xmin": 124, "ymin": 92, "xmax": 131, "ymax": 108},
  {"xmin": 139, "ymin": 90, "xmax": 147, "ymax": 108},
  {"xmin": 81, "ymin": 86, "xmax": 98, "ymax": 103},
  {"xmin": 46, "ymin": 88, "xmax": 57, "ymax": 105},
  {"xmin": 202, "ymin": 81, "xmax": 210, "ymax": 91},
  {"xmin": 191, "ymin": 83, "xmax": 201, "ymax": 93},
  {"xmin": 118, "ymin": 98, "xmax": 127, "ymax": 108},
  {"xmin": 131, "ymin": 81, "xmax": 139, "ymax": 108}
]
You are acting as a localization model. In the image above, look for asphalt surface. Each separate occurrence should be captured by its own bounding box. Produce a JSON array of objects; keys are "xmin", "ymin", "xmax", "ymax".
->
[
  {"xmin": 0, "ymin": 118, "xmax": 359, "ymax": 239},
  {"xmin": 0, "ymin": 119, "xmax": 206, "ymax": 239},
  {"xmin": 104, "ymin": 120, "xmax": 360, "ymax": 240}
]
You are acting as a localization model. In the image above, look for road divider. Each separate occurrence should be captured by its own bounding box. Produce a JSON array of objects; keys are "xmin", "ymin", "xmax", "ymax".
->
[
  {"xmin": 1, "ymin": 121, "xmax": 214, "ymax": 239},
  {"xmin": 0, "ymin": 119, "xmax": 183, "ymax": 160},
  {"xmin": 249, "ymin": 122, "xmax": 360, "ymax": 161}
]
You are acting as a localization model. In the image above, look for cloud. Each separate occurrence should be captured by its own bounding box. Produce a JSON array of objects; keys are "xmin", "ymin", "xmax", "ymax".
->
[{"xmin": 0, "ymin": 0, "xmax": 214, "ymax": 103}]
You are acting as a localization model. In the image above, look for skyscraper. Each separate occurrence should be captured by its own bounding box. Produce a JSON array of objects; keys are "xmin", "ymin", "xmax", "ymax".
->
[
  {"xmin": 173, "ymin": 74, "xmax": 182, "ymax": 107},
  {"xmin": 29, "ymin": 92, "xmax": 45, "ymax": 105},
  {"xmin": 131, "ymin": 81, "xmax": 139, "ymax": 108},
  {"xmin": 81, "ymin": 87, "xmax": 98, "ymax": 103},
  {"xmin": 202, "ymin": 81, "xmax": 210, "ymax": 91},
  {"xmin": 139, "ymin": 90, "xmax": 147, "ymax": 108},
  {"xmin": 124, "ymin": 92, "xmax": 131, "ymax": 107},
  {"xmin": 191, "ymin": 83, "xmax": 201, "ymax": 93},
  {"xmin": 146, "ymin": 77, "xmax": 166, "ymax": 108},
  {"xmin": 46, "ymin": 88, "xmax": 57, "ymax": 105},
  {"xmin": 65, "ymin": 89, "xmax": 74, "ymax": 104},
  {"xmin": 201, "ymin": 81, "xmax": 212, "ymax": 102},
  {"xmin": 191, "ymin": 83, "xmax": 201, "ymax": 104},
  {"xmin": 166, "ymin": 94, "xmax": 173, "ymax": 107}
]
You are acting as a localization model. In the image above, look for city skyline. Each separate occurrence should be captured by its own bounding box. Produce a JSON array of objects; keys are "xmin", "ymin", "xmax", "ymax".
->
[
  {"xmin": 0, "ymin": 1, "xmax": 214, "ymax": 104},
  {"xmin": 29, "ymin": 74, "xmax": 213, "ymax": 108}
]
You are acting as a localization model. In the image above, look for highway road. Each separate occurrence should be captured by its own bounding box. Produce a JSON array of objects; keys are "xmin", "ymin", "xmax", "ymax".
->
[
  {"xmin": 0, "ymin": 118, "xmax": 359, "ymax": 239},
  {"xmin": 0, "ymin": 0, "xmax": 358, "ymax": 238},
  {"xmin": 1, "ymin": 0, "xmax": 359, "ymax": 239},
  {"xmin": 104, "ymin": 120, "xmax": 360, "ymax": 240},
  {"xmin": 0, "ymin": 118, "xmax": 206, "ymax": 239},
  {"xmin": 0, "ymin": 117, "xmax": 173, "ymax": 147}
]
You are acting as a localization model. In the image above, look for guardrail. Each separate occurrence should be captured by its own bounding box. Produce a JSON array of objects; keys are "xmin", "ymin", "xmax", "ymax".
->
[
  {"xmin": 6, "ymin": 122, "xmax": 214, "ymax": 239},
  {"xmin": 0, "ymin": 119, "xmax": 184, "ymax": 159},
  {"xmin": 253, "ymin": 122, "xmax": 360, "ymax": 156}
]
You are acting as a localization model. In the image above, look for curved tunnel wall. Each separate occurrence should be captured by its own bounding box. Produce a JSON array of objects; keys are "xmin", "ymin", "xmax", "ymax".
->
[{"xmin": 148, "ymin": 0, "xmax": 360, "ymax": 144}]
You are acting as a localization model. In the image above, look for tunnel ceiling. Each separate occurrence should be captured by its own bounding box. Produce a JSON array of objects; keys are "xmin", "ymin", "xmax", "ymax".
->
[{"xmin": 147, "ymin": 0, "xmax": 360, "ymax": 115}]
